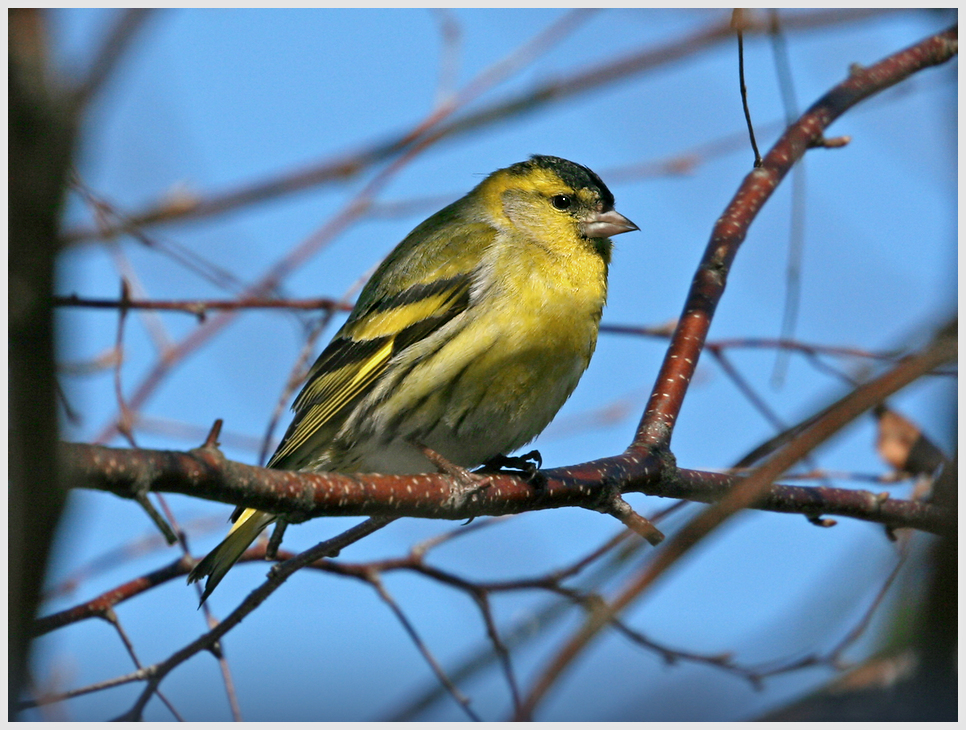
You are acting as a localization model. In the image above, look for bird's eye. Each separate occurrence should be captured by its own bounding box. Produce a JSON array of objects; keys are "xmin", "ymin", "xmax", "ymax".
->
[{"xmin": 550, "ymin": 194, "xmax": 572, "ymax": 211}]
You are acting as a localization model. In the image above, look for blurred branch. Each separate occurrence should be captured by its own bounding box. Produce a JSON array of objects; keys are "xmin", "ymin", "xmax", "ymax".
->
[
  {"xmin": 517, "ymin": 313, "xmax": 955, "ymax": 720},
  {"xmin": 364, "ymin": 120, "xmax": 792, "ymax": 222},
  {"xmin": 32, "ymin": 556, "xmax": 194, "ymax": 637},
  {"xmin": 368, "ymin": 573, "xmax": 482, "ymax": 721},
  {"xmin": 70, "ymin": 9, "xmax": 155, "ymax": 113},
  {"xmin": 87, "ymin": 10, "xmax": 595, "ymax": 447},
  {"xmin": 603, "ymin": 327, "xmax": 955, "ymax": 369},
  {"xmin": 25, "ymin": 519, "xmax": 393, "ymax": 714},
  {"xmin": 388, "ymin": 486, "xmax": 905, "ymax": 720},
  {"xmin": 114, "ymin": 516, "xmax": 393, "ymax": 720},
  {"xmin": 42, "ymin": 515, "xmax": 225, "ymax": 601},
  {"xmin": 60, "ymin": 9, "xmax": 891, "ymax": 245},
  {"xmin": 768, "ymin": 8, "xmax": 808, "ymax": 387},
  {"xmin": 255, "ymin": 264, "xmax": 377, "ymax": 465},
  {"xmin": 69, "ymin": 172, "xmax": 256, "ymax": 294},
  {"xmin": 761, "ymin": 458, "xmax": 956, "ymax": 721},
  {"xmin": 430, "ymin": 9, "xmax": 462, "ymax": 104},
  {"xmin": 27, "ymin": 515, "xmax": 637, "ymax": 717}
]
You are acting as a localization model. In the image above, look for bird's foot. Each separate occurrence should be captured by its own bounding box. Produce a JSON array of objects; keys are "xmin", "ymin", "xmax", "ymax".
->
[
  {"xmin": 478, "ymin": 449, "xmax": 546, "ymax": 488},
  {"xmin": 417, "ymin": 443, "xmax": 494, "ymax": 494}
]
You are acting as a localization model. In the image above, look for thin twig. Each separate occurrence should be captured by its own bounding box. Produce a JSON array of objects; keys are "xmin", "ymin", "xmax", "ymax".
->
[
  {"xmin": 113, "ymin": 516, "xmax": 396, "ymax": 720},
  {"xmin": 53, "ymin": 293, "xmax": 353, "ymax": 318},
  {"xmin": 768, "ymin": 8, "xmax": 807, "ymax": 387},
  {"xmin": 632, "ymin": 24, "xmax": 958, "ymax": 450},
  {"xmin": 257, "ymin": 267, "xmax": 373, "ymax": 465},
  {"xmin": 431, "ymin": 9, "xmax": 462, "ymax": 105},
  {"xmin": 153, "ymin": 476, "xmax": 245, "ymax": 723},
  {"xmin": 733, "ymin": 9, "xmax": 762, "ymax": 166},
  {"xmin": 90, "ymin": 11, "xmax": 594, "ymax": 448},
  {"xmin": 368, "ymin": 572, "xmax": 482, "ymax": 721}
]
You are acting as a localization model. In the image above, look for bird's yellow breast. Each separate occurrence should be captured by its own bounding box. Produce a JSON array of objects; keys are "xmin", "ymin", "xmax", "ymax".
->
[
  {"xmin": 483, "ymin": 227, "xmax": 609, "ymax": 357},
  {"xmin": 440, "ymin": 228, "xmax": 608, "ymax": 435}
]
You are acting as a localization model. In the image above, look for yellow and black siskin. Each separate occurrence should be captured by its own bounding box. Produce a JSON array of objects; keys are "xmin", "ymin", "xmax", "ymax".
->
[{"xmin": 188, "ymin": 155, "xmax": 638, "ymax": 602}]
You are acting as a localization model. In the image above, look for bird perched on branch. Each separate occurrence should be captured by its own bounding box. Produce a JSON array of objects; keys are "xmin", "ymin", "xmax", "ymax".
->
[{"xmin": 188, "ymin": 155, "xmax": 639, "ymax": 602}]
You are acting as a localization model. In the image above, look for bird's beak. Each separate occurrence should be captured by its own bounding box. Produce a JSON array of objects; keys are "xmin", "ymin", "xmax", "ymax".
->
[{"xmin": 579, "ymin": 208, "xmax": 639, "ymax": 239}]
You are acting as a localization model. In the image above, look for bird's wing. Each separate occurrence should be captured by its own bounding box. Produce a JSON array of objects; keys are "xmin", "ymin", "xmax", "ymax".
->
[
  {"xmin": 267, "ymin": 272, "xmax": 474, "ymax": 469},
  {"xmin": 266, "ymin": 207, "xmax": 496, "ymax": 470}
]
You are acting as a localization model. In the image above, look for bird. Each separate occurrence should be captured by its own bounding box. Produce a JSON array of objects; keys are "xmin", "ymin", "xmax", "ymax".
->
[{"xmin": 188, "ymin": 155, "xmax": 639, "ymax": 602}]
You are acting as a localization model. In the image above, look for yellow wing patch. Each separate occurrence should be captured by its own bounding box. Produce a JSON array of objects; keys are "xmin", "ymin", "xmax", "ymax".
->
[
  {"xmin": 348, "ymin": 291, "xmax": 464, "ymax": 341},
  {"xmin": 267, "ymin": 273, "xmax": 473, "ymax": 469},
  {"xmin": 269, "ymin": 338, "xmax": 394, "ymax": 465}
]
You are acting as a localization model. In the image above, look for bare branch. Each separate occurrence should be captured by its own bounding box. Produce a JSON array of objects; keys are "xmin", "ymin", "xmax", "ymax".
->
[
  {"xmin": 53, "ymin": 293, "xmax": 354, "ymax": 319},
  {"xmin": 518, "ymin": 318, "xmax": 955, "ymax": 719},
  {"xmin": 62, "ymin": 436, "xmax": 953, "ymax": 536},
  {"xmin": 368, "ymin": 572, "xmax": 482, "ymax": 721},
  {"xmin": 632, "ymin": 24, "xmax": 957, "ymax": 451}
]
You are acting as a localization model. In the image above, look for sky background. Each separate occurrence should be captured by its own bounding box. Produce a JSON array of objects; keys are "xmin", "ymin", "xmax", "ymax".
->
[{"xmin": 33, "ymin": 8, "xmax": 956, "ymax": 721}]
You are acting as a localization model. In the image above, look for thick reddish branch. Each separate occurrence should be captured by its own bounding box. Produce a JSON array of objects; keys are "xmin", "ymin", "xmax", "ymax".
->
[
  {"xmin": 62, "ymin": 441, "xmax": 952, "ymax": 536},
  {"xmin": 633, "ymin": 26, "xmax": 959, "ymax": 449},
  {"xmin": 63, "ymin": 441, "xmax": 661, "ymax": 520}
]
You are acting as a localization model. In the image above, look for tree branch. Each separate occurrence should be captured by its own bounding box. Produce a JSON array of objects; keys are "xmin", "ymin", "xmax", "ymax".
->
[
  {"xmin": 632, "ymin": 23, "xmax": 958, "ymax": 449},
  {"xmin": 61, "ymin": 433, "xmax": 953, "ymax": 537}
]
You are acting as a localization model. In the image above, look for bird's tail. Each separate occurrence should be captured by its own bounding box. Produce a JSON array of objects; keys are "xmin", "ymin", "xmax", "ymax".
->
[{"xmin": 188, "ymin": 508, "xmax": 276, "ymax": 605}]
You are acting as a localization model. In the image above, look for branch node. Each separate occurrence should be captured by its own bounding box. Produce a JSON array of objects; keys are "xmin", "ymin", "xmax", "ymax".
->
[
  {"xmin": 132, "ymin": 474, "xmax": 178, "ymax": 545},
  {"xmin": 807, "ymin": 515, "xmax": 838, "ymax": 528},
  {"xmin": 100, "ymin": 607, "xmax": 119, "ymax": 625},
  {"xmin": 597, "ymin": 492, "xmax": 664, "ymax": 546},
  {"xmin": 118, "ymin": 277, "xmax": 133, "ymax": 316},
  {"xmin": 189, "ymin": 302, "xmax": 208, "ymax": 323},
  {"xmin": 202, "ymin": 419, "xmax": 223, "ymax": 450},
  {"xmin": 206, "ymin": 640, "xmax": 224, "ymax": 661},
  {"xmin": 266, "ymin": 518, "xmax": 288, "ymax": 559},
  {"xmin": 809, "ymin": 134, "xmax": 851, "ymax": 149}
]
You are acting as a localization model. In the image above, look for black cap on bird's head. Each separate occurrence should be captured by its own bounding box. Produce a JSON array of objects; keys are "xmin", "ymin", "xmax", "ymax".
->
[
  {"xmin": 508, "ymin": 155, "xmax": 617, "ymax": 211},
  {"xmin": 504, "ymin": 155, "xmax": 637, "ymax": 240}
]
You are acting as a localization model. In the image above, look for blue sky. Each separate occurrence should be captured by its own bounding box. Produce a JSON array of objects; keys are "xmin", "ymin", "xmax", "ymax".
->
[{"xmin": 35, "ymin": 9, "xmax": 955, "ymax": 721}]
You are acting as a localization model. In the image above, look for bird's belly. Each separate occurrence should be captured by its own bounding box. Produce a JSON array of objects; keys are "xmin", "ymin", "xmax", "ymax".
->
[
  {"xmin": 346, "ymin": 254, "xmax": 606, "ymax": 473},
  {"xmin": 360, "ymin": 307, "xmax": 595, "ymax": 470},
  {"xmin": 358, "ymin": 350, "xmax": 586, "ymax": 473}
]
